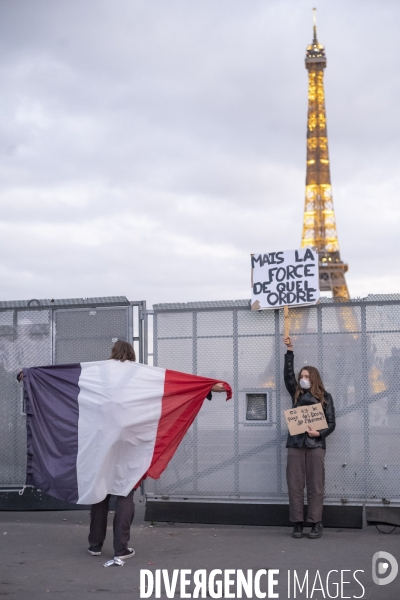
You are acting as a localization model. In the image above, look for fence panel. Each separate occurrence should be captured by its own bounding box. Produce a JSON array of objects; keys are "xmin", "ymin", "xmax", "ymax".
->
[
  {"xmin": 152, "ymin": 296, "xmax": 400, "ymax": 505},
  {"xmin": 0, "ymin": 309, "xmax": 52, "ymax": 486},
  {"xmin": 54, "ymin": 307, "xmax": 129, "ymax": 364},
  {"xmin": 0, "ymin": 297, "xmax": 137, "ymax": 488}
]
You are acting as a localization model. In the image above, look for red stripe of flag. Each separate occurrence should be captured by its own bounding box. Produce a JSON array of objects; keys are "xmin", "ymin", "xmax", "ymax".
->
[{"xmin": 144, "ymin": 369, "xmax": 232, "ymax": 480}]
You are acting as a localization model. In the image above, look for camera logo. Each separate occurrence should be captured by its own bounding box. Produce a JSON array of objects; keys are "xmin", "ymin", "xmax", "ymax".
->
[{"xmin": 372, "ymin": 551, "xmax": 398, "ymax": 586}]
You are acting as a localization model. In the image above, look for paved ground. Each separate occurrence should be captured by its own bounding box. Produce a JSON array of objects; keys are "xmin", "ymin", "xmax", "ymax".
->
[{"xmin": 1, "ymin": 502, "xmax": 399, "ymax": 599}]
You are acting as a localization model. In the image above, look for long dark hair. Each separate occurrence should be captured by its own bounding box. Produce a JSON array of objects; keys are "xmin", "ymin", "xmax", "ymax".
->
[
  {"xmin": 294, "ymin": 365, "xmax": 327, "ymax": 407},
  {"xmin": 109, "ymin": 340, "xmax": 136, "ymax": 362}
]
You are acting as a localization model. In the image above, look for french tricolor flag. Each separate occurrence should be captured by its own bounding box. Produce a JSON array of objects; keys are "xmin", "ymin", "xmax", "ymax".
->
[{"xmin": 22, "ymin": 361, "xmax": 232, "ymax": 504}]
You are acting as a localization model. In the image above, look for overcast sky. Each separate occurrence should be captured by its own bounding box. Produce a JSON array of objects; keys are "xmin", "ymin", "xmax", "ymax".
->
[{"xmin": 0, "ymin": 0, "xmax": 399, "ymax": 306}]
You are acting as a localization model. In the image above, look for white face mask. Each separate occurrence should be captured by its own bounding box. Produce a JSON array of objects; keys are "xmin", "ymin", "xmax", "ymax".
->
[{"xmin": 300, "ymin": 378, "xmax": 311, "ymax": 390}]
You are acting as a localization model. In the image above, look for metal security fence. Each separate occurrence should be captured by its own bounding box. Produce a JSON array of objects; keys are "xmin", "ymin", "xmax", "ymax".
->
[
  {"xmin": 0, "ymin": 297, "xmax": 147, "ymax": 488},
  {"xmin": 151, "ymin": 296, "xmax": 400, "ymax": 506}
]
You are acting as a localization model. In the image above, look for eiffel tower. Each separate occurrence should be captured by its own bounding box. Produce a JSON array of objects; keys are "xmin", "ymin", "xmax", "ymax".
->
[
  {"xmin": 301, "ymin": 9, "xmax": 350, "ymax": 299},
  {"xmin": 283, "ymin": 12, "xmax": 386, "ymax": 398}
]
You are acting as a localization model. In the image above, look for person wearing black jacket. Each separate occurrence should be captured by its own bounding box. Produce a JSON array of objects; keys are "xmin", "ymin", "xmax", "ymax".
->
[{"xmin": 283, "ymin": 336, "xmax": 336, "ymax": 539}]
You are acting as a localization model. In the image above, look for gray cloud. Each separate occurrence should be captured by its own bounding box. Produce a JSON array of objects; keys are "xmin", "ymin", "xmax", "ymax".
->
[{"xmin": 0, "ymin": 0, "xmax": 399, "ymax": 306}]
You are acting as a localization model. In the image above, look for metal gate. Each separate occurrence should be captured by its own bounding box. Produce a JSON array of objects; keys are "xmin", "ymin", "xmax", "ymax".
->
[
  {"xmin": 151, "ymin": 295, "xmax": 400, "ymax": 507},
  {"xmin": 0, "ymin": 296, "xmax": 147, "ymax": 489}
]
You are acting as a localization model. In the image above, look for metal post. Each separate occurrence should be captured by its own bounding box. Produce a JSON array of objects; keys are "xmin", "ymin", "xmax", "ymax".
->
[
  {"xmin": 51, "ymin": 308, "xmax": 56, "ymax": 365},
  {"xmin": 138, "ymin": 303, "xmax": 144, "ymax": 364},
  {"xmin": 128, "ymin": 304, "xmax": 134, "ymax": 355},
  {"xmin": 192, "ymin": 312, "xmax": 198, "ymax": 493},
  {"xmin": 233, "ymin": 309, "xmax": 239, "ymax": 495},
  {"xmin": 153, "ymin": 311, "xmax": 158, "ymax": 367},
  {"xmin": 12, "ymin": 310, "xmax": 17, "ymax": 342},
  {"xmin": 317, "ymin": 305, "xmax": 323, "ymax": 377},
  {"xmin": 274, "ymin": 309, "xmax": 282, "ymax": 494},
  {"xmin": 12, "ymin": 309, "xmax": 17, "ymax": 483},
  {"xmin": 142, "ymin": 301, "xmax": 148, "ymax": 365},
  {"xmin": 152, "ymin": 310, "xmax": 158, "ymax": 496},
  {"xmin": 360, "ymin": 304, "xmax": 371, "ymax": 500}
]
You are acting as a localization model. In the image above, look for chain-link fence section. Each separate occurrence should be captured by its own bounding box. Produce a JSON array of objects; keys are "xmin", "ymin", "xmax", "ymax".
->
[
  {"xmin": 152, "ymin": 296, "xmax": 400, "ymax": 505},
  {"xmin": 0, "ymin": 297, "xmax": 144, "ymax": 488}
]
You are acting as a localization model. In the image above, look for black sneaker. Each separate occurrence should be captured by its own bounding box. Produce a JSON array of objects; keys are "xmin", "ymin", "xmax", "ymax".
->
[
  {"xmin": 308, "ymin": 522, "xmax": 323, "ymax": 539},
  {"xmin": 114, "ymin": 548, "xmax": 135, "ymax": 560},
  {"xmin": 292, "ymin": 522, "xmax": 304, "ymax": 539},
  {"xmin": 88, "ymin": 546, "xmax": 102, "ymax": 556}
]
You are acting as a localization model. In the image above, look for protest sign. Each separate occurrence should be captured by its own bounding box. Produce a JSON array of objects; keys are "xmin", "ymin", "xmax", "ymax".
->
[
  {"xmin": 284, "ymin": 403, "xmax": 328, "ymax": 436},
  {"xmin": 251, "ymin": 247, "xmax": 320, "ymax": 310}
]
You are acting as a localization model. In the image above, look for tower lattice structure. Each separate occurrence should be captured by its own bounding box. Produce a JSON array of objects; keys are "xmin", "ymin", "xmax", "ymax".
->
[{"xmin": 301, "ymin": 10, "xmax": 350, "ymax": 299}]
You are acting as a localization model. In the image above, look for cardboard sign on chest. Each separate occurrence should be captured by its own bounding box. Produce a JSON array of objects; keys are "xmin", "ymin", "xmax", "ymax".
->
[{"xmin": 284, "ymin": 403, "xmax": 328, "ymax": 436}]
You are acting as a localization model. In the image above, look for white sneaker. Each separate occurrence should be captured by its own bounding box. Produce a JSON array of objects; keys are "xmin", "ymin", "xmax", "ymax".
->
[
  {"xmin": 88, "ymin": 547, "xmax": 102, "ymax": 556},
  {"xmin": 114, "ymin": 548, "xmax": 135, "ymax": 560}
]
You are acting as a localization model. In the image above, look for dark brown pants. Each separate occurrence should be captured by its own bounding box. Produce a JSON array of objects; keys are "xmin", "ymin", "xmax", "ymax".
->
[
  {"xmin": 88, "ymin": 488, "xmax": 135, "ymax": 556},
  {"xmin": 286, "ymin": 447, "xmax": 326, "ymax": 523}
]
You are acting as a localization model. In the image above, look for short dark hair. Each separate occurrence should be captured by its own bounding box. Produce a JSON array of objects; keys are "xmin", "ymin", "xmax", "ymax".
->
[{"xmin": 109, "ymin": 340, "xmax": 136, "ymax": 362}]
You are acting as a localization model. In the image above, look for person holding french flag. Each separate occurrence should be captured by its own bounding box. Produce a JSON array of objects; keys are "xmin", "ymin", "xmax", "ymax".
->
[{"xmin": 19, "ymin": 340, "xmax": 231, "ymax": 561}]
